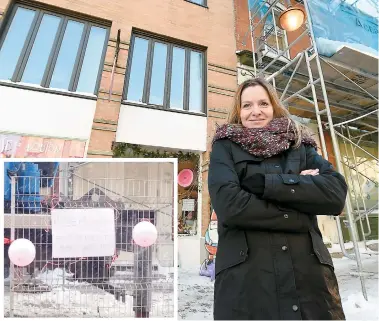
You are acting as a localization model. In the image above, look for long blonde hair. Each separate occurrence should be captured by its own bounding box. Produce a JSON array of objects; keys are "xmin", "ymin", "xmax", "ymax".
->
[{"xmin": 228, "ymin": 78, "xmax": 310, "ymax": 148}]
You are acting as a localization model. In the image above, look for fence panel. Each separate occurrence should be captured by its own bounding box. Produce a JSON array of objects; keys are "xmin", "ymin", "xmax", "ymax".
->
[{"xmin": 4, "ymin": 162, "xmax": 174, "ymax": 318}]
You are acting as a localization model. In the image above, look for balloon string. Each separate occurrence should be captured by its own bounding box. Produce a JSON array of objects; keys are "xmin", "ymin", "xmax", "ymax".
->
[
  {"xmin": 40, "ymin": 257, "xmax": 88, "ymax": 274},
  {"xmin": 4, "ymin": 237, "xmax": 12, "ymax": 244},
  {"xmin": 42, "ymin": 193, "xmax": 60, "ymax": 232},
  {"xmin": 15, "ymin": 267, "xmax": 24, "ymax": 281},
  {"xmin": 107, "ymin": 250, "xmax": 119, "ymax": 270},
  {"xmin": 40, "ymin": 261, "xmax": 62, "ymax": 274}
]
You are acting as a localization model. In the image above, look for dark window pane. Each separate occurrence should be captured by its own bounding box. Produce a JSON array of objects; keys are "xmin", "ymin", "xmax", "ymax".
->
[
  {"xmin": 127, "ymin": 37, "xmax": 149, "ymax": 102},
  {"xmin": 21, "ymin": 14, "xmax": 61, "ymax": 85},
  {"xmin": 49, "ymin": 20, "xmax": 84, "ymax": 90},
  {"xmin": 189, "ymin": 0, "xmax": 205, "ymax": 5},
  {"xmin": 0, "ymin": 7, "xmax": 36, "ymax": 80},
  {"xmin": 149, "ymin": 42, "xmax": 167, "ymax": 105},
  {"xmin": 169, "ymin": 47, "xmax": 185, "ymax": 110},
  {"xmin": 189, "ymin": 51, "xmax": 203, "ymax": 112},
  {"xmin": 76, "ymin": 26, "xmax": 107, "ymax": 94}
]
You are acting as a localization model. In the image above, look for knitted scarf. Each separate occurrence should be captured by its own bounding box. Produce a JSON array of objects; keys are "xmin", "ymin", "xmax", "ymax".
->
[{"xmin": 213, "ymin": 117, "xmax": 317, "ymax": 158}]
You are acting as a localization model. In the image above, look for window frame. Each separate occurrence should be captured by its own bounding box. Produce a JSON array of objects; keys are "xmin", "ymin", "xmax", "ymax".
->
[
  {"xmin": 123, "ymin": 31, "xmax": 207, "ymax": 115},
  {"xmin": 262, "ymin": 4, "xmax": 290, "ymax": 61},
  {"xmin": 184, "ymin": 0, "xmax": 208, "ymax": 8},
  {"xmin": 0, "ymin": 3, "xmax": 110, "ymax": 95}
]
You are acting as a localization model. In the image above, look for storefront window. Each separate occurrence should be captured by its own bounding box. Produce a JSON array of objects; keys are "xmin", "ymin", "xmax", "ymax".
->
[{"xmin": 178, "ymin": 160, "xmax": 199, "ymax": 235}]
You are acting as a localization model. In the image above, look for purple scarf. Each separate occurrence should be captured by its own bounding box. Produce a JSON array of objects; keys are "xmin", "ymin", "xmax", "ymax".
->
[{"xmin": 213, "ymin": 117, "xmax": 317, "ymax": 158}]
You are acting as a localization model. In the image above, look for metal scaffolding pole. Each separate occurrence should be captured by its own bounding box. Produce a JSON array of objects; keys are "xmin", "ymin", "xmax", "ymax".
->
[
  {"xmin": 258, "ymin": 29, "xmax": 308, "ymax": 76},
  {"xmin": 247, "ymin": 0, "xmax": 376, "ymax": 301},
  {"xmin": 303, "ymin": 0, "xmax": 368, "ymax": 300},
  {"xmin": 304, "ymin": 51, "xmax": 328, "ymax": 159},
  {"xmin": 340, "ymin": 129, "xmax": 368, "ymax": 250},
  {"xmin": 320, "ymin": 56, "xmax": 378, "ymax": 81},
  {"xmin": 251, "ymin": 0, "xmax": 281, "ymax": 32},
  {"xmin": 319, "ymin": 57, "xmax": 379, "ymax": 102},
  {"xmin": 249, "ymin": 6, "xmax": 258, "ymax": 76},
  {"xmin": 333, "ymin": 109, "xmax": 378, "ymax": 127},
  {"xmin": 280, "ymin": 53, "xmax": 304, "ymax": 100},
  {"xmin": 334, "ymin": 131, "xmax": 379, "ymax": 162},
  {"xmin": 345, "ymin": 127, "xmax": 371, "ymax": 239},
  {"xmin": 266, "ymin": 52, "xmax": 303, "ymax": 82}
]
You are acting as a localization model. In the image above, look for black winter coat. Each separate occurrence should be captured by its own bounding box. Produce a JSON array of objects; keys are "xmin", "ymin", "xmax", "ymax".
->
[{"xmin": 208, "ymin": 139, "xmax": 347, "ymax": 320}]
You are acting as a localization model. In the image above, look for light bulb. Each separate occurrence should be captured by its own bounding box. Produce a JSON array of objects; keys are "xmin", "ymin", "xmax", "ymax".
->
[{"xmin": 279, "ymin": 7, "xmax": 305, "ymax": 32}]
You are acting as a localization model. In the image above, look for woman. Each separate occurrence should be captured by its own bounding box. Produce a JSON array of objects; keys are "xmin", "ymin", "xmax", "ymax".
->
[{"xmin": 208, "ymin": 78, "xmax": 347, "ymax": 320}]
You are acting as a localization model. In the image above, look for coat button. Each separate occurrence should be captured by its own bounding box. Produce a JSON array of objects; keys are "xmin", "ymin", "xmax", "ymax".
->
[
  {"xmin": 282, "ymin": 246, "xmax": 288, "ymax": 251},
  {"xmin": 284, "ymin": 214, "xmax": 288, "ymax": 219},
  {"xmin": 289, "ymin": 179, "xmax": 295, "ymax": 183},
  {"xmin": 292, "ymin": 305, "xmax": 299, "ymax": 312},
  {"xmin": 240, "ymin": 250, "xmax": 245, "ymax": 256},
  {"xmin": 290, "ymin": 189, "xmax": 295, "ymax": 193}
]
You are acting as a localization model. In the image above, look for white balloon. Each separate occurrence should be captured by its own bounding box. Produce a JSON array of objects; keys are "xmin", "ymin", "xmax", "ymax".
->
[
  {"xmin": 8, "ymin": 238, "xmax": 36, "ymax": 267},
  {"xmin": 132, "ymin": 221, "xmax": 158, "ymax": 247}
]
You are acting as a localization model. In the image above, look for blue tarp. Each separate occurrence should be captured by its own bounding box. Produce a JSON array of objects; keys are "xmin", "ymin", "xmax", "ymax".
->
[
  {"xmin": 4, "ymin": 162, "xmax": 59, "ymax": 205},
  {"xmin": 307, "ymin": 0, "xmax": 378, "ymax": 57},
  {"xmin": 248, "ymin": 0, "xmax": 378, "ymax": 57}
]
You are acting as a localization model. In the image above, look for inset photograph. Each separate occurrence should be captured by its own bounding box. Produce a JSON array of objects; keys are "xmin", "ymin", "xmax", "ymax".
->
[{"xmin": 3, "ymin": 160, "xmax": 176, "ymax": 318}]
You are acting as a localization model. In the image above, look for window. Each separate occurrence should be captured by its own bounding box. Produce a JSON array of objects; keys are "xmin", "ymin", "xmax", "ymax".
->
[
  {"xmin": 262, "ymin": 7, "xmax": 290, "ymax": 59},
  {"xmin": 124, "ymin": 34, "xmax": 206, "ymax": 113},
  {"xmin": 0, "ymin": 5, "xmax": 109, "ymax": 94},
  {"xmin": 186, "ymin": 0, "xmax": 207, "ymax": 7}
]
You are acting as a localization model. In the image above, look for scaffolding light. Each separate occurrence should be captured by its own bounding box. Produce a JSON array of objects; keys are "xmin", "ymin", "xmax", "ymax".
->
[{"xmin": 279, "ymin": 7, "xmax": 305, "ymax": 32}]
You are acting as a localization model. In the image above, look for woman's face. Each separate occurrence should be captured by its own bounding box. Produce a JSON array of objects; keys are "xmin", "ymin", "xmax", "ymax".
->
[{"xmin": 240, "ymin": 85, "xmax": 274, "ymax": 128}]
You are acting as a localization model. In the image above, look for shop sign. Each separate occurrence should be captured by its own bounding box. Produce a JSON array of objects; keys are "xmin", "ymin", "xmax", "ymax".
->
[{"xmin": 0, "ymin": 134, "xmax": 86, "ymax": 158}]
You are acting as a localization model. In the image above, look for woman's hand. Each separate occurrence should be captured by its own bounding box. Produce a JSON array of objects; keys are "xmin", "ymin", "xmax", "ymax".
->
[{"xmin": 300, "ymin": 169, "xmax": 319, "ymax": 176}]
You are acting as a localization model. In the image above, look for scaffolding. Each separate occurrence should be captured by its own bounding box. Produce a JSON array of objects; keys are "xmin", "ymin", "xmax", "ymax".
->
[{"xmin": 243, "ymin": 0, "xmax": 378, "ymax": 300}]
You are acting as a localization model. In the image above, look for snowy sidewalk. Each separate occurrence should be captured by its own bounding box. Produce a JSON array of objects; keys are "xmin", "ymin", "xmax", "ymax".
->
[{"xmin": 178, "ymin": 252, "xmax": 378, "ymax": 320}]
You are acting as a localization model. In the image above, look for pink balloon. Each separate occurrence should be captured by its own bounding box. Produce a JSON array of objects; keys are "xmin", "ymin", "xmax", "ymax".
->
[
  {"xmin": 8, "ymin": 238, "xmax": 36, "ymax": 267},
  {"xmin": 132, "ymin": 221, "xmax": 158, "ymax": 247},
  {"xmin": 178, "ymin": 169, "xmax": 194, "ymax": 187}
]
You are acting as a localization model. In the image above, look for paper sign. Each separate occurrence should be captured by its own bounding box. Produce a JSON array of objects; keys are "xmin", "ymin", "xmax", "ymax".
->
[
  {"xmin": 182, "ymin": 199, "xmax": 195, "ymax": 212},
  {"xmin": 51, "ymin": 208, "xmax": 115, "ymax": 258}
]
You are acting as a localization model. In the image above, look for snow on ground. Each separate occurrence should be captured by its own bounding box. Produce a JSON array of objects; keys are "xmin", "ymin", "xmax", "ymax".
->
[
  {"xmin": 4, "ymin": 284, "xmax": 134, "ymax": 318},
  {"xmin": 4, "ymin": 267, "xmax": 174, "ymax": 318},
  {"xmin": 178, "ymin": 247, "xmax": 379, "ymax": 320},
  {"xmin": 329, "ymin": 240, "xmax": 378, "ymax": 253},
  {"xmin": 4, "ymin": 288, "xmax": 173, "ymax": 318}
]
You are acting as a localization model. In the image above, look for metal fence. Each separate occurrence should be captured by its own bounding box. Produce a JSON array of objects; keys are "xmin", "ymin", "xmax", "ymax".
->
[{"xmin": 4, "ymin": 162, "xmax": 174, "ymax": 318}]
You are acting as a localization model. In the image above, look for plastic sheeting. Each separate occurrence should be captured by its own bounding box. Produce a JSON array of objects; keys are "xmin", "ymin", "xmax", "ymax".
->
[
  {"xmin": 248, "ymin": 0, "xmax": 378, "ymax": 57},
  {"xmin": 307, "ymin": 0, "xmax": 378, "ymax": 57}
]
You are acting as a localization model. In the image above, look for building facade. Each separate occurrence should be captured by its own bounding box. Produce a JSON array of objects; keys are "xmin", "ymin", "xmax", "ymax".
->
[
  {"xmin": 2, "ymin": 0, "xmax": 376, "ymax": 267},
  {"xmin": 0, "ymin": 0, "xmax": 238, "ymax": 265},
  {"xmin": 0, "ymin": 0, "xmax": 237, "ymax": 158}
]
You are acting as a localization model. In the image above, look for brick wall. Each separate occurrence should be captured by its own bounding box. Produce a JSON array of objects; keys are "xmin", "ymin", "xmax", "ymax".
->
[
  {"xmin": 0, "ymin": 0, "xmax": 238, "ymax": 235},
  {"xmin": 234, "ymin": 0, "xmax": 252, "ymax": 52},
  {"xmin": 0, "ymin": 0, "xmax": 237, "ymax": 159}
]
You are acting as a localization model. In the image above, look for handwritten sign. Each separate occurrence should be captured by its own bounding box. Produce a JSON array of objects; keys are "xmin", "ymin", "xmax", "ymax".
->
[
  {"xmin": 182, "ymin": 199, "xmax": 195, "ymax": 212},
  {"xmin": 51, "ymin": 208, "xmax": 116, "ymax": 258}
]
